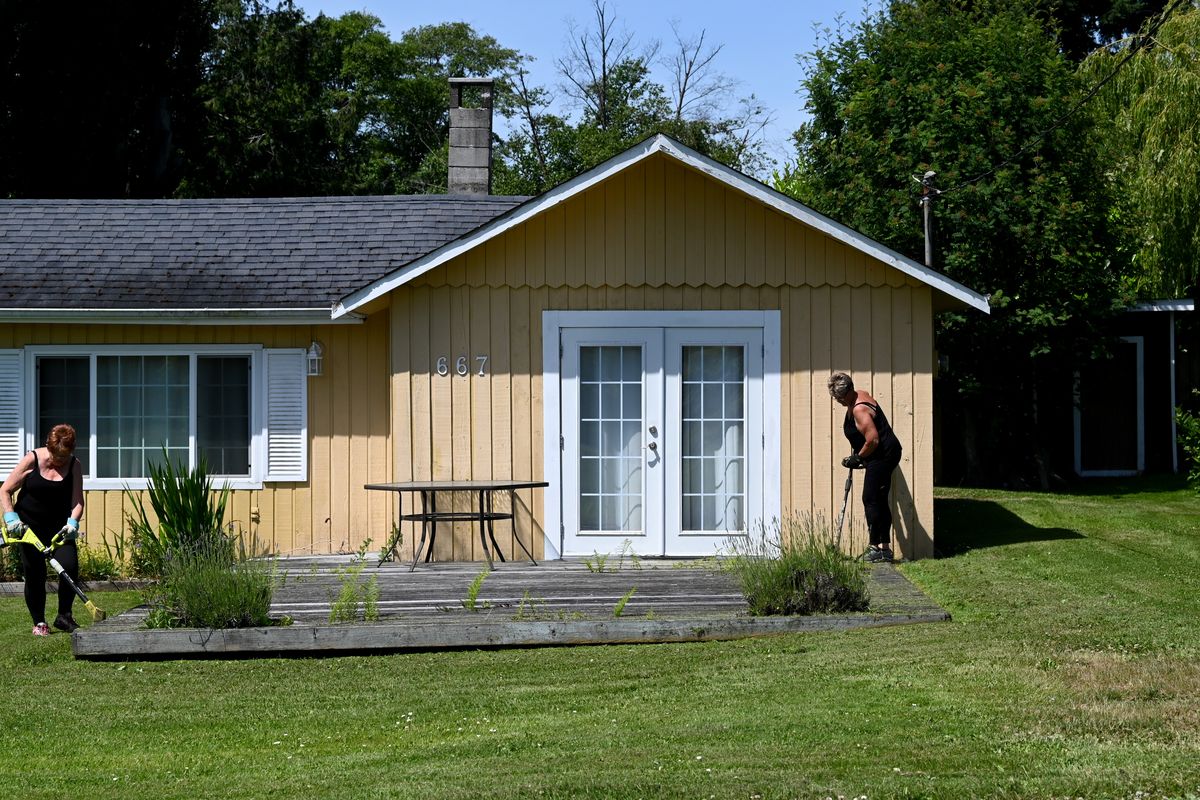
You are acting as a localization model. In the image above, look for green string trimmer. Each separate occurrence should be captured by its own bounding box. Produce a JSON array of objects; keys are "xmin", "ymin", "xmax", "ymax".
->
[{"xmin": 1, "ymin": 524, "xmax": 106, "ymax": 622}]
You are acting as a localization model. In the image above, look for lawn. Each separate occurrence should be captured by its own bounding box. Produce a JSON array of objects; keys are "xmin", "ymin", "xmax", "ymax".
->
[{"xmin": 1, "ymin": 477, "xmax": 1197, "ymax": 799}]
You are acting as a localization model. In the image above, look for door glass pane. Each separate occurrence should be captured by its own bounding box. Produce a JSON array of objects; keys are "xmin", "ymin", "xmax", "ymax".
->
[
  {"xmin": 579, "ymin": 345, "xmax": 643, "ymax": 532},
  {"xmin": 37, "ymin": 357, "xmax": 91, "ymax": 474},
  {"xmin": 681, "ymin": 345, "xmax": 746, "ymax": 532}
]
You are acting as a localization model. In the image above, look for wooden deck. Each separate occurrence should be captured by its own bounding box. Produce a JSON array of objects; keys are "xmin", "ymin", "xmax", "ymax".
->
[{"xmin": 71, "ymin": 557, "xmax": 950, "ymax": 659}]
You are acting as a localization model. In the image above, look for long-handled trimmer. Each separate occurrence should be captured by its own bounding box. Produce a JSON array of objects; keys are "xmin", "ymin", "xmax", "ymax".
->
[
  {"xmin": 835, "ymin": 464, "xmax": 854, "ymax": 551},
  {"xmin": 1, "ymin": 525, "xmax": 106, "ymax": 621}
]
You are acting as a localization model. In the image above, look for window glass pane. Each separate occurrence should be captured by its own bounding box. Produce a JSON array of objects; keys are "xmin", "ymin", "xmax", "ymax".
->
[
  {"xmin": 36, "ymin": 357, "xmax": 90, "ymax": 474},
  {"xmin": 96, "ymin": 354, "xmax": 189, "ymax": 478},
  {"xmin": 197, "ymin": 356, "xmax": 250, "ymax": 476}
]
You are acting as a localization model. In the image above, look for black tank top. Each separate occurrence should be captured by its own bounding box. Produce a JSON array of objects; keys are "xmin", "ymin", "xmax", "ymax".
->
[
  {"xmin": 843, "ymin": 402, "xmax": 902, "ymax": 461},
  {"xmin": 14, "ymin": 451, "xmax": 77, "ymax": 543}
]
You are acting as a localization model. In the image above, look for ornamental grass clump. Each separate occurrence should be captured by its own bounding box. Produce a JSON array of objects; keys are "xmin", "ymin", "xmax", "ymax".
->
[
  {"xmin": 124, "ymin": 450, "xmax": 231, "ymax": 578},
  {"xmin": 726, "ymin": 514, "xmax": 869, "ymax": 616},
  {"xmin": 145, "ymin": 540, "xmax": 275, "ymax": 629}
]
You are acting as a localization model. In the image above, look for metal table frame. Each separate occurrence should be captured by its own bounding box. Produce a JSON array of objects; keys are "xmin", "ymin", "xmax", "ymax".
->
[{"xmin": 365, "ymin": 480, "xmax": 548, "ymax": 571}]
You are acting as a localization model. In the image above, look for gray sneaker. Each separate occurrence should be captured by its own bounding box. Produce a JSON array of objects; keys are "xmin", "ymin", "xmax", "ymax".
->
[{"xmin": 863, "ymin": 547, "xmax": 893, "ymax": 563}]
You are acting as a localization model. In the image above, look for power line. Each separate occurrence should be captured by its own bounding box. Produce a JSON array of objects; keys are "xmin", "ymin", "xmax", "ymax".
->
[{"xmin": 933, "ymin": 0, "xmax": 1191, "ymax": 198}]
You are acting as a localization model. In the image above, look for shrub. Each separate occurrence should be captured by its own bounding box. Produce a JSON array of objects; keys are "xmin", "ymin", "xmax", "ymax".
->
[
  {"xmin": 726, "ymin": 515, "xmax": 869, "ymax": 616},
  {"xmin": 124, "ymin": 451, "xmax": 231, "ymax": 578},
  {"xmin": 144, "ymin": 541, "xmax": 275, "ymax": 629},
  {"xmin": 78, "ymin": 541, "xmax": 119, "ymax": 581},
  {"xmin": 1177, "ymin": 406, "xmax": 1200, "ymax": 493}
]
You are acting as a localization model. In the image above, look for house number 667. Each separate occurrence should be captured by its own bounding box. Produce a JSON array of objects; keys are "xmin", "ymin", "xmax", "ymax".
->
[{"xmin": 436, "ymin": 355, "xmax": 488, "ymax": 377}]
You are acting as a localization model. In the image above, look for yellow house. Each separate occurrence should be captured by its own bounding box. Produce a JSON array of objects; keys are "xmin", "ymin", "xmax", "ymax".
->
[{"xmin": 0, "ymin": 134, "xmax": 987, "ymax": 562}]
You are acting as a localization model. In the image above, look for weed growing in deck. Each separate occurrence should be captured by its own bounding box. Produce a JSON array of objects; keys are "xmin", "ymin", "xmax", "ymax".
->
[{"xmin": 461, "ymin": 566, "xmax": 491, "ymax": 611}]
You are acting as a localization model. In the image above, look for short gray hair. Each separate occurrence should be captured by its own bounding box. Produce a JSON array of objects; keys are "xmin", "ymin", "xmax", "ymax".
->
[{"xmin": 827, "ymin": 372, "xmax": 854, "ymax": 399}]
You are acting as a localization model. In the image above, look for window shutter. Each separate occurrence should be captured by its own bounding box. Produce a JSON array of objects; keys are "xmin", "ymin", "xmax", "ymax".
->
[
  {"xmin": 263, "ymin": 349, "xmax": 307, "ymax": 482},
  {"xmin": 0, "ymin": 351, "xmax": 24, "ymax": 476}
]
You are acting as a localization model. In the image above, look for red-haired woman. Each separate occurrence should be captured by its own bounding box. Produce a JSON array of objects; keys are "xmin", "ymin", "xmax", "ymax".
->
[{"xmin": 1, "ymin": 424, "xmax": 85, "ymax": 635}]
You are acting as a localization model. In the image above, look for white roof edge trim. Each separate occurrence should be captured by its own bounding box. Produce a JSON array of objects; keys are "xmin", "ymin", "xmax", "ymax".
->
[
  {"xmin": 333, "ymin": 133, "xmax": 990, "ymax": 317},
  {"xmin": 1128, "ymin": 299, "xmax": 1195, "ymax": 312},
  {"xmin": 0, "ymin": 308, "xmax": 365, "ymax": 325}
]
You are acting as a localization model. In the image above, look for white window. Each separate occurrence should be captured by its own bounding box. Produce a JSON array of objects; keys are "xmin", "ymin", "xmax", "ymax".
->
[{"xmin": 14, "ymin": 345, "xmax": 306, "ymax": 490}]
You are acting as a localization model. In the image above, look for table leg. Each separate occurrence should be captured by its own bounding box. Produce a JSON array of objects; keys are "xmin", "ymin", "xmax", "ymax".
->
[
  {"xmin": 426, "ymin": 491, "xmax": 438, "ymax": 563},
  {"xmin": 409, "ymin": 490, "xmax": 430, "ymax": 573},
  {"xmin": 484, "ymin": 490, "xmax": 506, "ymax": 563},
  {"xmin": 508, "ymin": 489, "xmax": 538, "ymax": 565},
  {"xmin": 477, "ymin": 490, "xmax": 495, "ymax": 569}
]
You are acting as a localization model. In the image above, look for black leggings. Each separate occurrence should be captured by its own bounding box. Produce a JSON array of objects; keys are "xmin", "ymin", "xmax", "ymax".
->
[
  {"xmin": 20, "ymin": 540, "xmax": 78, "ymax": 623},
  {"xmin": 862, "ymin": 451, "xmax": 901, "ymax": 547}
]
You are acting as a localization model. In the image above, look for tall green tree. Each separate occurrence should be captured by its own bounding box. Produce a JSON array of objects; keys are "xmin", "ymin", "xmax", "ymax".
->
[
  {"xmin": 182, "ymin": 3, "xmax": 523, "ymax": 196},
  {"xmin": 1081, "ymin": 3, "xmax": 1200, "ymax": 299},
  {"xmin": 780, "ymin": 0, "xmax": 1119, "ymax": 485}
]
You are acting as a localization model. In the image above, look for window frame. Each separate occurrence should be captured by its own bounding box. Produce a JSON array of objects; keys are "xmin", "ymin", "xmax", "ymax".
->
[{"xmin": 23, "ymin": 344, "xmax": 266, "ymax": 490}]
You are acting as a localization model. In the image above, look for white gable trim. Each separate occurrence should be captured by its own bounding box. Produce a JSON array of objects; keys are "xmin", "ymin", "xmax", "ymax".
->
[{"xmin": 333, "ymin": 134, "xmax": 990, "ymax": 318}]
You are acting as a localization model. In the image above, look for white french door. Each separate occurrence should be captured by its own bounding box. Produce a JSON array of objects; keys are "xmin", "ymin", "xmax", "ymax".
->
[{"xmin": 556, "ymin": 321, "xmax": 766, "ymax": 557}]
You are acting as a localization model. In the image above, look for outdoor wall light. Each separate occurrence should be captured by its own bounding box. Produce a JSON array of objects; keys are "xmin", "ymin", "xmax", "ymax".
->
[{"xmin": 307, "ymin": 340, "xmax": 324, "ymax": 376}]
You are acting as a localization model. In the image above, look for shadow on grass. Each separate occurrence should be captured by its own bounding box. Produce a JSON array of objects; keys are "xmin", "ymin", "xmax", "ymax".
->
[
  {"xmin": 1055, "ymin": 473, "xmax": 1189, "ymax": 499},
  {"xmin": 934, "ymin": 498, "xmax": 1083, "ymax": 557}
]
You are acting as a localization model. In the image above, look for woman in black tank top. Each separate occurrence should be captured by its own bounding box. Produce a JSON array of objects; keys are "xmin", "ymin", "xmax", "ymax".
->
[
  {"xmin": 1, "ymin": 424, "xmax": 85, "ymax": 635},
  {"xmin": 828, "ymin": 372, "xmax": 903, "ymax": 561}
]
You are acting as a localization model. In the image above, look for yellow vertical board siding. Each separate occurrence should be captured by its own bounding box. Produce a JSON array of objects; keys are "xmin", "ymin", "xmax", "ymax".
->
[
  {"xmin": 450, "ymin": 285, "xmax": 475, "ymax": 555},
  {"xmin": 509, "ymin": 288, "xmax": 533, "ymax": 561},
  {"xmin": 765, "ymin": 210, "xmax": 787, "ymax": 287},
  {"xmin": 564, "ymin": 194, "xmax": 587, "ymax": 289},
  {"xmin": 744, "ymin": 201, "xmax": 765, "ymax": 287},
  {"xmin": 489, "ymin": 288, "xmax": 514, "ymax": 559},
  {"xmin": 525, "ymin": 214, "xmax": 546, "ymax": 288},
  {"xmin": 910, "ymin": 288, "xmax": 935, "ymax": 559},
  {"xmin": 684, "ymin": 168, "xmax": 707, "ymax": 287},
  {"xmin": 9, "ymin": 320, "xmax": 386, "ymax": 557},
  {"xmin": 725, "ymin": 192, "xmax": 746, "ymax": 286},
  {"xmin": 644, "ymin": 154, "xmax": 666, "ymax": 287},
  {"xmin": 624, "ymin": 160, "xmax": 646, "ymax": 287},
  {"xmin": 506, "ymin": 222, "xmax": 526, "ymax": 288},
  {"xmin": 390, "ymin": 295, "xmax": 415, "ymax": 561},
  {"xmin": 705, "ymin": 177, "xmax": 726, "ymax": 287},
  {"xmin": 543, "ymin": 205, "xmax": 565, "ymax": 288},
  {"xmin": 605, "ymin": 174, "xmax": 626, "ymax": 288},
  {"xmin": 585, "ymin": 187, "xmax": 606, "ymax": 289}
]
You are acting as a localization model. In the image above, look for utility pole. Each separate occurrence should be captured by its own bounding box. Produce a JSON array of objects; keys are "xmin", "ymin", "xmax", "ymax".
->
[{"xmin": 920, "ymin": 170, "xmax": 938, "ymax": 268}]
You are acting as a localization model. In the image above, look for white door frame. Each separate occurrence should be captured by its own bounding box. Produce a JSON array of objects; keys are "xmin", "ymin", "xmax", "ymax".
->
[{"xmin": 543, "ymin": 310, "xmax": 781, "ymax": 560}]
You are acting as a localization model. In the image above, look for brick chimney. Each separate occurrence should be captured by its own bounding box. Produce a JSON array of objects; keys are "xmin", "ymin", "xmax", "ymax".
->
[{"xmin": 448, "ymin": 77, "xmax": 494, "ymax": 195}]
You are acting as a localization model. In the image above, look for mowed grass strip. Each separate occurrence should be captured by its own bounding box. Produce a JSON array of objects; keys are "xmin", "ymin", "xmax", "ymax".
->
[{"xmin": 0, "ymin": 476, "xmax": 1196, "ymax": 799}]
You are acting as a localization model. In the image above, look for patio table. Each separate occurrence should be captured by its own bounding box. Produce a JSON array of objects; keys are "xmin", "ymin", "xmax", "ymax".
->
[{"xmin": 365, "ymin": 480, "xmax": 548, "ymax": 571}]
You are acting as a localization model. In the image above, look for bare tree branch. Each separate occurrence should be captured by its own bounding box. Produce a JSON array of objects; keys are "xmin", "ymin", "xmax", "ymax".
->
[{"xmin": 664, "ymin": 22, "xmax": 733, "ymax": 122}]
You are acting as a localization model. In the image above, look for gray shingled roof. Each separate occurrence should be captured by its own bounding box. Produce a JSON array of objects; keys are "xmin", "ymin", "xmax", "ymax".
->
[{"xmin": 0, "ymin": 195, "xmax": 528, "ymax": 310}]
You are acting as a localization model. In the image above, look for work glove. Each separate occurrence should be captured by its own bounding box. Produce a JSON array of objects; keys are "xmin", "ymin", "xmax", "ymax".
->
[
  {"xmin": 61, "ymin": 518, "xmax": 80, "ymax": 542},
  {"xmin": 841, "ymin": 453, "xmax": 865, "ymax": 470},
  {"xmin": 3, "ymin": 511, "xmax": 22, "ymax": 534}
]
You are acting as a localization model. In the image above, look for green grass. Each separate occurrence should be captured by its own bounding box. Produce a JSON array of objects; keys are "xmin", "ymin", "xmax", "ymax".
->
[{"xmin": 1, "ymin": 476, "xmax": 1197, "ymax": 799}]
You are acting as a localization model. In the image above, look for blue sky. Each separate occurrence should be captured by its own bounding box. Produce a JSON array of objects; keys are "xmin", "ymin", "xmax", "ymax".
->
[{"xmin": 296, "ymin": 0, "xmax": 872, "ymax": 170}]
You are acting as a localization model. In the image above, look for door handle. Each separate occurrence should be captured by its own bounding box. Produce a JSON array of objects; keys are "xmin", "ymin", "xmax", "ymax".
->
[{"xmin": 647, "ymin": 442, "xmax": 658, "ymax": 452}]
